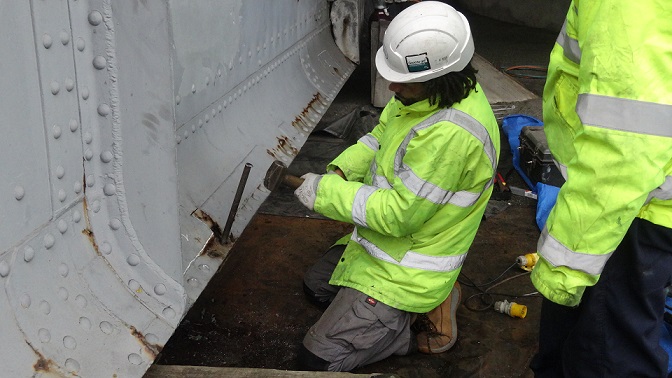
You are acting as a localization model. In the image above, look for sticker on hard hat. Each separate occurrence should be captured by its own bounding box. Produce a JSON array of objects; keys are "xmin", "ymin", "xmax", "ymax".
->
[{"xmin": 405, "ymin": 53, "xmax": 431, "ymax": 72}]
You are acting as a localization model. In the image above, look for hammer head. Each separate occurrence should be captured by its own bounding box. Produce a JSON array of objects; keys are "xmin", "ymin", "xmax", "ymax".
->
[{"xmin": 263, "ymin": 160, "xmax": 288, "ymax": 191}]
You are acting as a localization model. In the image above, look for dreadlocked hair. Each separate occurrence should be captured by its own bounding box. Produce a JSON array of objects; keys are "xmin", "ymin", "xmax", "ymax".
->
[{"xmin": 424, "ymin": 62, "xmax": 478, "ymax": 109}]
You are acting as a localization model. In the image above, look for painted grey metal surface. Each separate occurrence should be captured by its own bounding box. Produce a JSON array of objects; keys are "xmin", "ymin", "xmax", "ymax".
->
[{"xmin": 0, "ymin": 0, "xmax": 358, "ymax": 376}]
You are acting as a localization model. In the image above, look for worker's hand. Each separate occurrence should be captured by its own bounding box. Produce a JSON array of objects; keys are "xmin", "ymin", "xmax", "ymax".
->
[{"xmin": 294, "ymin": 173, "xmax": 322, "ymax": 210}]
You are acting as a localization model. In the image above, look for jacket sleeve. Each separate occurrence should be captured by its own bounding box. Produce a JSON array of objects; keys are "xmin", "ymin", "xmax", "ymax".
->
[
  {"xmin": 325, "ymin": 101, "xmax": 394, "ymax": 181},
  {"xmin": 314, "ymin": 122, "xmax": 493, "ymax": 237},
  {"xmin": 531, "ymin": 1, "xmax": 672, "ymax": 306}
]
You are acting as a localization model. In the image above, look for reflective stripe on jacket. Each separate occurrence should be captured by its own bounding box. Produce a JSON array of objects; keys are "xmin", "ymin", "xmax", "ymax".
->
[
  {"xmin": 531, "ymin": 0, "xmax": 672, "ymax": 306},
  {"xmin": 313, "ymin": 83, "xmax": 500, "ymax": 313}
]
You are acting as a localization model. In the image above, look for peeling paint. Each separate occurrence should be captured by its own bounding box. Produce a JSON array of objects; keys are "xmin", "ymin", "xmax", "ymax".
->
[
  {"xmin": 82, "ymin": 228, "xmax": 101, "ymax": 256},
  {"xmin": 192, "ymin": 209, "xmax": 223, "ymax": 241}
]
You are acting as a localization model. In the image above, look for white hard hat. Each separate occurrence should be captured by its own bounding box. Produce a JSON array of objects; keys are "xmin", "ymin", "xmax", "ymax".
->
[{"xmin": 375, "ymin": 1, "xmax": 475, "ymax": 83}]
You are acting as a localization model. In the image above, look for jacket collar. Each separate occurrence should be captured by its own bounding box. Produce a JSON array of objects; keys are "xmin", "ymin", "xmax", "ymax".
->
[{"xmin": 390, "ymin": 97, "xmax": 439, "ymax": 115}]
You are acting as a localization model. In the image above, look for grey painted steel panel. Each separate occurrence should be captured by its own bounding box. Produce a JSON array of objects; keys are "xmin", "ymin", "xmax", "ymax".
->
[{"xmin": 0, "ymin": 0, "xmax": 358, "ymax": 376}]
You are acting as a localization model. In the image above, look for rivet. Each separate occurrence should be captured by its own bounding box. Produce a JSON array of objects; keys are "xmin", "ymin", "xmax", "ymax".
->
[
  {"xmin": 56, "ymin": 165, "xmax": 65, "ymax": 179},
  {"xmin": 84, "ymin": 132, "xmax": 93, "ymax": 144},
  {"xmin": 109, "ymin": 218, "xmax": 122, "ymax": 230},
  {"xmin": 204, "ymin": 115, "xmax": 209, "ymax": 123},
  {"xmin": 58, "ymin": 219, "xmax": 68, "ymax": 234},
  {"xmin": 84, "ymin": 149, "xmax": 93, "ymax": 160},
  {"xmin": 103, "ymin": 183, "xmax": 116, "ymax": 196},
  {"xmin": 69, "ymin": 119, "xmax": 78, "ymax": 131},
  {"xmin": 191, "ymin": 84, "xmax": 196, "ymax": 94},
  {"xmin": 58, "ymin": 189, "xmax": 66, "ymax": 202},
  {"xmin": 198, "ymin": 264, "xmax": 210, "ymax": 273},
  {"xmin": 65, "ymin": 359, "xmax": 80, "ymax": 374},
  {"xmin": 50, "ymin": 81, "xmax": 60, "ymax": 95},
  {"xmin": 20, "ymin": 294, "xmax": 31, "ymax": 308},
  {"xmin": 64, "ymin": 79, "xmax": 75, "ymax": 94},
  {"xmin": 58, "ymin": 263, "xmax": 69, "ymax": 278},
  {"xmin": 97, "ymin": 103, "xmax": 111, "ymax": 116},
  {"xmin": 43, "ymin": 34, "xmax": 53, "ymax": 49},
  {"xmin": 100, "ymin": 150, "xmax": 113, "ymax": 163},
  {"xmin": 75, "ymin": 295, "xmax": 87, "ymax": 309},
  {"xmin": 100, "ymin": 242, "xmax": 111, "ymax": 255},
  {"xmin": 188, "ymin": 277, "xmax": 199, "ymax": 287},
  {"xmin": 81, "ymin": 87, "xmax": 89, "ymax": 100},
  {"xmin": 146, "ymin": 333, "xmax": 159, "ymax": 344},
  {"xmin": 72, "ymin": 210, "xmax": 81, "ymax": 223},
  {"xmin": 128, "ymin": 353, "xmax": 142, "ymax": 365},
  {"xmin": 154, "ymin": 283, "xmax": 166, "ymax": 295},
  {"xmin": 175, "ymin": 95, "xmax": 181, "ymax": 105},
  {"xmin": 44, "ymin": 234, "xmax": 55, "ymax": 249},
  {"xmin": 79, "ymin": 317, "xmax": 91, "ymax": 330},
  {"xmin": 93, "ymin": 56, "xmax": 107, "ymax": 70},
  {"xmin": 74, "ymin": 181, "xmax": 82, "ymax": 194},
  {"xmin": 88, "ymin": 11, "xmax": 103, "ymax": 26},
  {"xmin": 211, "ymin": 108, "xmax": 216, "ymax": 117},
  {"xmin": 0, "ymin": 261, "xmax": 9, "ymax": 277},
  {"xmin": 38, "ymin": 328, "xmax": 51, "ymax": 343},
  {"xmin": 53, "ymin": 124, "xmax": 62, "ymax": 139},
  {"xmin": 217, "ymin": 105, "xmax": 222, "ymax": 113},
  {"xmin": 126, "ymin": 254, "xmax": 140, "ymax": 266},
  {"xmin": 191, "ymin": 125, "xmax": 196, "ymax": 133},
  {"xmin": 162, "ymin": 307, "xmax": 176, "ymax": 319},
  {"xmin": 58, "ymin": 287, "xmax": 69, "ymax": 300},
  {"xmin": 198, "ymin": 119, "xmax": 203, "ymax": 127},
  {"xmin": 14, "ymin": 185, "xmax": 25, "ymax": 200},
  {"xmin": 99, "ymin": 321, "xmax": 113, "ymax": 335},
  {"xmin": 23, "ymin": 246, "xmax": 35, "ymax": 262},
  {"xmin": 60, "ymin": 30, "xmax": 70, "ymax": 45},
  {"xmin": 40, "ymin": 300, "xmax": 51, "ymax": 315},
  {"xmin": 91, "ymin": 199, "xmax": 100, "ymax": 212},
  {"xmin": 63, "ymin": 336, "xmax": 77, "ymax": 350},
  {"xmin": 128, "ymin": 279, "xmax": 141, "ymax": 292},
  {"xmin": 76, "ymin": 37, "xmax": 85, "ymax": 52},
  {"xmin": 175, "ymin": 135, "xmax": 181, "ymax": 144}
]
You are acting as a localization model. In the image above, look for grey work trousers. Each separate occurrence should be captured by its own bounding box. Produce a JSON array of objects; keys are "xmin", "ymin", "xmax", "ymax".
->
[{"xmin": 302, "ymin": 245, "xmax": 415, "ymax": 372}]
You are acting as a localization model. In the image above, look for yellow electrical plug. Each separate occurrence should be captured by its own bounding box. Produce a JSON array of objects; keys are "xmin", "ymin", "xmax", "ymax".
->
[
  {"xmin": 494, "ymin": 300, "xmax": 527, "ymax": 319},
  {"xmin": 516, "ymin": 253, "xmax": 538, "ymax": 271}
]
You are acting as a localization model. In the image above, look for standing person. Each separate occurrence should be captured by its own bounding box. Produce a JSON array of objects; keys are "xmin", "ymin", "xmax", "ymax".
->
[
  {"xmin": 530, "ymin": 1, "xmax": 672, "ymax": 377},
  {"xmin": 292, "ymin": 1, "xmax": 500, "ymax": 372}
]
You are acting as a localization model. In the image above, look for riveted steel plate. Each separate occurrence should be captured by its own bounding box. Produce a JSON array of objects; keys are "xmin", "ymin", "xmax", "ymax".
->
[{"xmin": 0, "ymin": 0, "xmax": 360, "ymax": 376}]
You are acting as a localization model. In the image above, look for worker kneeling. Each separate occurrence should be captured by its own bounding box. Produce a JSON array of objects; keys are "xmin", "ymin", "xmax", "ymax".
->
[{"xmin": 294, "ymin": 1, "xmax": 500, "ymax": 372}]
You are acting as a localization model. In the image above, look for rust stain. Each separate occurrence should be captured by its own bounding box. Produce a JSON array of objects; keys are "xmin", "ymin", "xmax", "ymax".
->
[
  {"xmin": 204, "ymin": 236, "xmax": 228, "ymax": 258},
  {"xmin": 130, "ymin": 326, "xmax": 163, "ymax": 359},
  {"xmin": 276, "ymin": 136, "xmax": 299, "ymax": 156},
  {"xmin": 192, "ymin": 208, "xmax": 223, "ymax": 241},
  {"xmin": 26, "ymin": 341, "xmax": 56, "ymax": 373},
  {"xmin": 269, "ymin": 92, "xmax": 327, "ymax": 160},
  {"xmin": 82, "ymin": 228, "xmax": 101, "ymax": 256}
]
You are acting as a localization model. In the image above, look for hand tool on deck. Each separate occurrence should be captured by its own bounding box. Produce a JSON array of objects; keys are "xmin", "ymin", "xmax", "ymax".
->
[
  {"xmin": 263, "ymin": 160, "xmax": 304, "ymax": 191},
  {"xmin": 492, "ymin": 172, "xmax": 512, "ymax": 200}
]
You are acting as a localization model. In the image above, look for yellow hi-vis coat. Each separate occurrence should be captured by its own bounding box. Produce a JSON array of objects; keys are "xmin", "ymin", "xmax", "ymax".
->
[
  {"xmin": 313, "ymin": 83, "xmax": 499, "ymax": 313},
  {"xmin": 531, "ymin": 0, "xmax": 672, "ymax": 306}
]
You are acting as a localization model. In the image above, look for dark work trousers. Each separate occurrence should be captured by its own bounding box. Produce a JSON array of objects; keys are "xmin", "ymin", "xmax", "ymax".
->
[
  {"xmin": 530, "ymin": 218, "xmax": 672, "ymax": 378},
  {"xmin": 300, "ymin": 244, "xmax": 415, "ymax": 372}
]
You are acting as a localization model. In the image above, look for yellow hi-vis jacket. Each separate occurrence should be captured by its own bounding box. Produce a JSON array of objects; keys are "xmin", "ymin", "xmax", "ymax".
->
[
  {"xmin": 313, "ymin": 83, "xmax": 499, "ymax": 313},
  {"xmin": 531, "ymin": 0, "xmax": 672, "ymax": 307}
]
